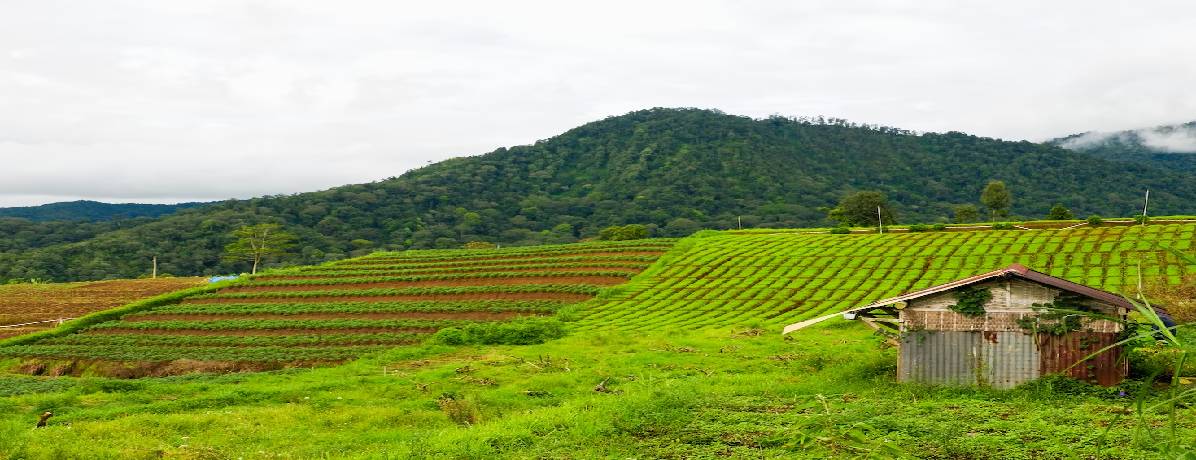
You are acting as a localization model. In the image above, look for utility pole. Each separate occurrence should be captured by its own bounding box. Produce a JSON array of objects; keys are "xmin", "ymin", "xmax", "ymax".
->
[
  {"xmin": 151, "ymin": 256, "xmax": 157, "ymax": 279},
  {"xmin": 877, "ymin": 206, "xmax": 884, "ymax": 234},
  {"xmin": 1142, "ymin": 189, "xmax": 1150, "ymax": 225},
  {"xmin": 737, "ymin": 216, "xmax": 742, "ymax": 230}
]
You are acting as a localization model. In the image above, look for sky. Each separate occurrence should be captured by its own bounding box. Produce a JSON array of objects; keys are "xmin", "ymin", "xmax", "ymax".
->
[{"xmin": 2, "ymin": 1, "xmax": 1196, "ymax": 207}]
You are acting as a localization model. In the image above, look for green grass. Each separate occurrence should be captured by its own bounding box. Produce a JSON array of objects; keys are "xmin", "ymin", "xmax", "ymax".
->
[{"xmin": 0, "ymin": 325, "xmax": 1192, "ymax": 459}]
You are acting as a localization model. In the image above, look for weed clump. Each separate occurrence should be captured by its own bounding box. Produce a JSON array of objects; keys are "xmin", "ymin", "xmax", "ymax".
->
[{"xmin": 432, "ymin": 317, "xmax": 566, "ymax": 346}]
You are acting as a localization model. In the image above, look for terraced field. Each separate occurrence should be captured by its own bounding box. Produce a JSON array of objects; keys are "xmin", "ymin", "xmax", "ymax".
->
[
  {"xmin": 578, "ymin": 224, "xmax": 1196, "ymax": 330},
  {"xmin": 0, "ymin": 278, "xmax": 205, "ymax": 339},
  {"xmin": 0, "ymin": 240, "xmax": 673, "ymax": 369}
]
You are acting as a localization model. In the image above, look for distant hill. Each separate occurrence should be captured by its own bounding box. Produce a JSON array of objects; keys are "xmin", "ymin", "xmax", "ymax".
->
[
  {"xmin": 4, "ymin": 108, "xmax": 1196, "ymax": 282},
  {"xmin": 0, "ymin": 200, "xmax": 210, "ymax": 222},
  {"xmin": 1052, "ymin": 121, "xmax": 1196, "ymax": 172}
]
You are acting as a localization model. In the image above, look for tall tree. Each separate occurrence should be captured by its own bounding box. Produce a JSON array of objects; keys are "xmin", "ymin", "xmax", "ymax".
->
[
  {"xmin": 980, "ymin": 180, "xmax": 1012, "ymax": 221},
  {"xmin": 1047, "ymin": 203, "xmax": 1074, "ymax": 220},
  {"xmin": 828, "ymin": 191, "xmax": 897, "ymax": 227},
  {"xmin": 223, "ymin": 223, "xmax": 296, "ymax": 274}
]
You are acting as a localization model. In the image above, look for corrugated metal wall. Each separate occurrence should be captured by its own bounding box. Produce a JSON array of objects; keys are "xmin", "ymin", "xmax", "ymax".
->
[
  {"xmin": 1039, "ymin": 332, "xmax": 1127, "ymax": 386},
  {"xmin": 899, "ymin": 331, "xmax": 1041, "ymax": 389}
]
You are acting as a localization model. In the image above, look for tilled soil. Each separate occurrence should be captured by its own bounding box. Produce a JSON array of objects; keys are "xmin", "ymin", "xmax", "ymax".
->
[
  {"xmin": 183, "ymin": 292, "xmax": 595, "ymax": 304},
  {"xmin": 221, "ymin": 276, "xmax": 630, "ymax": 292},
  {"xmin": 123, "ymin": 311, "xmax": 545, "ymax": 322}
]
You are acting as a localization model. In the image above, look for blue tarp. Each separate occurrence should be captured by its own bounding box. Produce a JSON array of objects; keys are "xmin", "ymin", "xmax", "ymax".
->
[{"xmin": 208, "ymin": 275, "xmax": 239, "ymax": 283}]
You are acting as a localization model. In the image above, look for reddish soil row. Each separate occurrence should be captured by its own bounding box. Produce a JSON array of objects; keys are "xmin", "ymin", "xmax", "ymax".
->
[
  {"xmin": 86, "ymin": 327, "xmax": 439, "ymax": 336},
  {"xmin": 124, "ymin": 311, "xmax": 544, "ymax": 322},
  {"xmin": 337, "ymin": 251, "xmax": 666, "ymax": 266},
  {"xmin": 0, "ymin": 278, "xmax": 205, "ymax": 325},
  {"xmin": 257, "ymin": 266, "xmax": 645, "ymax": 280},
  {"xmin": 222, "ymin": 276, "xmax": 630, "ymax": 292},
  {"xmin": 183, "ymin": 292, "xmax": 594, "ymax": 304}
]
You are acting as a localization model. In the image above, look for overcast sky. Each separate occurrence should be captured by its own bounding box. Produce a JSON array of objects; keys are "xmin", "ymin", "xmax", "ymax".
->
[{"xmin": 2, "ymin": 1, "xmax": 1195, "ymax": 207}]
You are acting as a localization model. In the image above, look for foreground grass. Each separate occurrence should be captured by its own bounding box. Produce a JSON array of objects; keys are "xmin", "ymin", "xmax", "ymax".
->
[{"xmin": 0, "ymin": 323, "xmax": 1192, "ymax": 459}]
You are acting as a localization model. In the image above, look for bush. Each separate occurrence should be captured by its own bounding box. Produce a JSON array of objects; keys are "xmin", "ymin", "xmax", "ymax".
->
[
  {"xmin": 431, "ymin": 317, "xmax": 567, "ymax": 345},
  {"xmin": 829, "ymin": 227, "xmax": 851, "ymax": 234},
  {"xmin": 932, "ymin": 224, "xmax": 947, "ymax": 231},
  {"xmin": 1134, "ymin": 215, "xmax": 1150, "ymax": 225},
  {"xmin": 462, "ymin": 241, "xmax": 497, "ymax": 250},
  {"xmin": 1087, "ymin": 215, "xmax": 1103, "ymax": 226},
  {"xmin": 1129, "ymin": 344, "xmax": 1196, "ymax": 379},
  {"xmin": 991, "ymin": 222, "xmax": 1015, "ymax": 230},
  {"xmin": 598, "ymin": 224, "xmax": 649, "ymax": 241}
]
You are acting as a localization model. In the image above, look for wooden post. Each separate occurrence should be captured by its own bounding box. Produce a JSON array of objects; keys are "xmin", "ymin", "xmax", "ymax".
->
[
  {"xmin": 877, "ymin": 206, "xmax": 883, "ymax": 234},
  {"xmin": 152, "ymin": 256, "xmax": 157, "ymax": 279},
  {"xmin": 1142, "ymin": 189, "xmax": 1150, "ymax": 225},
  {"xmin": 738, "ymin": 216, "xmax": 742, "ymax": 230}
]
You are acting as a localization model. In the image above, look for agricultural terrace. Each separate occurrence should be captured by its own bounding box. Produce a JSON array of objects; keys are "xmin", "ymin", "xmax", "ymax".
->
[
  {"xmin": 0, "ymin": 240, "xmax": 673, "ymax": 371},
  {"xmin": 0, "ymin": 278, "xmax": 204, "ymax": 339},
  {"xmin": 578, "ymin": 223, "xmax": 1196, "ymax": 330}
]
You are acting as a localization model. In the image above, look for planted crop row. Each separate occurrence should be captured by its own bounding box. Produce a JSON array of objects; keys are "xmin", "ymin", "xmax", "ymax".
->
[
  {"xmin": 268, "ymin": 261, "xmax": 653, "ymax": 277},
  {"xmin": 134, "ymin": 300, "xmax": 566, "ymax": 316},
  {"xmin": 340, "ymin": 245, "xmax": 671, "ymax": 265},
  {"xmin": 86, "ymin": 318, "xmax": 474, "ymax": 331},
  {"xmin": 578, "ymin": 224, "xmax": 1196, "ymax": 330},
  {"xmin": 0, "ymin": 344, "xmax": 386, "ymax": 362},
  {"xmin": 189, "ymin": 285, "xmax": 604, "ymax": 301},
  {"xmin": 354, "ymin": 239, "xmax": 675, "ymax": 261},
  {"xmin": 232, "ymin": 271, "xmax": 635, "ymax": 288},
  {"xmin": 40, "ymin": 332, "xmax": 428, "ymax": 347}
]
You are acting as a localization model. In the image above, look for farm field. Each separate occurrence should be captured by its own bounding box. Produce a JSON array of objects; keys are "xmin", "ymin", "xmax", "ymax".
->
[
  {"xmin": 579, "ymin": 223, "xmax": 1196, "ymax": 330},
  {"xmin": 0, "ymin": 278, "xmax": 204, "ymax": 339},
  {"xmin": 0, "ymin": 240, "xmax": 673, "ymax": 373}
]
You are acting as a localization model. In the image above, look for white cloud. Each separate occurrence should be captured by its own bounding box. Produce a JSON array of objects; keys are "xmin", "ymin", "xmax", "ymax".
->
[
  {"xmin": 1138, "ymin": 126, "xmax": 1196, "ymax": 153},
  {"xmin": 2, "ymin": 0, "xmax": 1196, "ymax": 206}
]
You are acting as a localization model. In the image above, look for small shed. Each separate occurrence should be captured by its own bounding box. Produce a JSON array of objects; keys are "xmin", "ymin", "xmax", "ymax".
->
[{"xmin": 783, "ymin": 264, "xmax": 1141, "ymax": 388}]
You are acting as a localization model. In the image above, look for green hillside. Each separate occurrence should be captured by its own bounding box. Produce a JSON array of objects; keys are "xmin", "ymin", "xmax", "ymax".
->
[
  {"xmin": 580, "ymin": 223, "xmax": 1196, "ymax": 330},
  {"xmin": 1054, "ymin": 121, "xmax": 1196, "ymax": 172},
  {"xmin": 0, "ymin": 200, "xmax": 209, "ymax": 222},
  {"xmin": 7, "ymin": 108, "xmax": 1196, "ymax": 283}
]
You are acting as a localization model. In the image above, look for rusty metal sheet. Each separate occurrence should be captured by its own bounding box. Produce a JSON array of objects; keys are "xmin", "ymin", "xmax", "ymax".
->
[
  {"xmin": 900, "ymin": 331, "xmax": 1042, "ymax": 389},
  {"xmin": 1038, "ymin": 332, "xmax": 1127, "ymax": 386}
]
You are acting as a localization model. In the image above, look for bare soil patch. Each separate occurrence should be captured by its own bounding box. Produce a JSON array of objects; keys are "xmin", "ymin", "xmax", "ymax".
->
[
  {"xmin": 86, "ymin": 327, "xmax": 438, "ymax": 336},
  {"xmin": 0, "ymin": 278, "xmax": 205, "ymax": 325},
  {"xmin": 183, "ymin": 292, "xmax": 594, "ymax": 304},
  {"xmin": 338, "ymin": 251, "xmax": 666, "ymax": 266},
  {"xmin": 124, "ymin": 311, "xmax": 543, "ymax": 322},
  {"xmin": 257, "ymin": 266, "xmax": 644, "ymax": 280}
]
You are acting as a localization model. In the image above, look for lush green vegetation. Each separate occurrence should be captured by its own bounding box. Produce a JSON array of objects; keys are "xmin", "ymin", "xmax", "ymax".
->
[
  {"xmin": 7, "ymin": 108, "xmax": 1196, "ymax": 282},
  {"xmin": 1, "ymin": 326, "xmax": 1193, "ymax": 458},
  {"xmin": 0, "ymin": 200, "xmax": 208, "ymax": 222},
  {"xmin": 578, "ymin": 223, "xmax": 1196, "ymax": 329}
]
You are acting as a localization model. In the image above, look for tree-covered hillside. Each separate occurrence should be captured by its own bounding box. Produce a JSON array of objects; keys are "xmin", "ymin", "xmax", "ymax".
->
[
  {"xmin": 1053, "ymin": 121, "xmax": 1196, "ymax": 172},
  {"xmin": 4, "ymin": 108, "xmax": 1196, "ymax": 282},
  {"xmin": 0, "ymin": 200, "xmax": 208, "ymax": 222}
]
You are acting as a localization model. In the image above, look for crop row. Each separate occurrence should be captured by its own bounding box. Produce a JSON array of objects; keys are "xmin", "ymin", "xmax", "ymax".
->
[
  {"xmin": 133, "ymin": 300, "xmax": 567, "ymax": 316},
  {"xmin": 85, "ymin": 318, "xmax": 475, "ymax": 331},
  {"xmin": 353, "ymin": 239, "xmax": 675, "ymax": 260},
  {"xmin": 231, "ymin": 271, "xmax": 636, "ymax": 288},
  {"xmin": 40, "ymin": 332, "xmax": 428, "ymax": 347},
  {"xmin": 340, "ymin": 245, "xmax": 671, "ymax": 265},
  {"xmin": 188, "ymin": 285, "xmax": 604, "ymax": 301},
  {"xmin": 264, "ymin": 261, "xmax": 652, "ymax": 278},
  {"xmin": 0, "ymin": 344, "xmax": 386, "ymax": 362},
  {"xmin": 577, "ymin": 224, "xmax": 1196, "ymax": 329}
]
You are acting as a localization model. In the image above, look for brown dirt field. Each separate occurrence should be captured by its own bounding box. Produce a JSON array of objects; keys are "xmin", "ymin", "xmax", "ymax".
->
[
  {"xmin": 86, "ymin": 327, "xmax": 439, "ymax": 336},
  {"xmin": 124, "ymin": 311, "xmax": 545, "ymax": 322},
  {"xmin": 257, "ymin": 266, "xmax": 645, "ymax": 280},
  {"xmin": 183, "ymin": 292, "xmax": 594, "ymax": 304},
  {"xmin": 0, "ymin": 326, "xmax": 42, "ymax": 340},
  {"xmin": 0, "ymin": 278, "xmax": 205, "ymax": 326},
  {"xmin": 337, "ymin": 251, "xmax": 666, "ymax": 266},
  {"xmin": 222, "ymin": 275, "xmax": 630, "ymax": 292},
  {"xmin": 10, "ymin": 358, "xmax": 344, "ymax": 378}
]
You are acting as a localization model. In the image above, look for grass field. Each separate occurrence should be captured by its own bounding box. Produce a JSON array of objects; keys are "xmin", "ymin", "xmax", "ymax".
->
[
  {"xmin": 0, "ymin": 278, "xmax": 204, "ymax": 339},
  {"xmin": 579, "ymin": 224, "xmax": 1196, "ymax": 330},
  {"xmin": 1, "ymin": 325, "xmax": 1193, "ymax": 459},
  {"xmin": 0, "ymin": 240, "xmax": 673, "ymax": 372}
]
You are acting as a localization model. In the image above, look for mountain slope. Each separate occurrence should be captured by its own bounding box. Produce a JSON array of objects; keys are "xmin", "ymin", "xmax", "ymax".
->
[
  {"xmin": 4, "ymin": 108, "xmax": 1196, "ymax": 282},
  {"xmin": 0, "ymin": 200, "xmax": 209, "ymax": 222},
  {"xmin": 1052, "ymin": 121, "xmax": 1196, "ymax": 172}
]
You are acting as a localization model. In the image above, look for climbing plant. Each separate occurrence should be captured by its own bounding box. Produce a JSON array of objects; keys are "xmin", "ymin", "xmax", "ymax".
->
[{"xmin": 948, "ymin": 286, "xmax": 992, "ymax": 317}]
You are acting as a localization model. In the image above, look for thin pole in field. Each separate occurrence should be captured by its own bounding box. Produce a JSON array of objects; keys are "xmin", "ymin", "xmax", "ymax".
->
[
  {"xmin": 1142, "ymin": 189, "xmax": 1150, "ymax": 225},
  {"xmin": 152, "ymin": 256, "xmax": 157, "ymax": 279},
  {"xmin": 738, "ymin": 216, "xmax": 742, "ymax": 230},
  {"xmin": 877, "ymin": 206, "xmax": 883, "ymax": 234}
]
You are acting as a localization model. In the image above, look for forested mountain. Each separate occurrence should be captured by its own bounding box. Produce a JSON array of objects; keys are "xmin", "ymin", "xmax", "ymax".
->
[
  {"xmin": 0, "ymin": 200, "xmax": 209, "ymax": 222},
  {"xmin": 4, "ymin": 108, "xmax": 1196, "ymax": 282},
  {"xmin": 1053, "ymin": 121, "xmax": 1196, "ymax": 172}
]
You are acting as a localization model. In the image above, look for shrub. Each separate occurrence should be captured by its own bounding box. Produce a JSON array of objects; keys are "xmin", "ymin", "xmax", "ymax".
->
[
  {"xmin": 431, "ymin": 317, "xmax": 566, "ymax": 345},
  {"xmin": 1087, "ymin": 215, "xmax": 1103, "ymax": 226},
  {"xmin": 932, "ymin": 224, "xmax": 947, "ymax": 231},
  {"xmin": 462, "ymin": 241, "xmax": 497, "ymax": 249},
  {"xmin": 1129, "ymin": 344, "xmax": 1196, "ymax": 379},
  {"xmin": 991, "ymin": 222, "xmax": 1015, "ymax": 230},
  {"xmin": 598, "ymin": 224, "xmax": 649, "ymax": 241},
  {"xmin": 829, "ymin": 227, "xmax": 851, "ymax": 234},
  {"xmin": 1134, "ymin": 215, "xmax": 1150, "ymax": 225}
]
